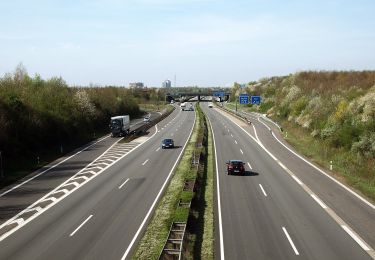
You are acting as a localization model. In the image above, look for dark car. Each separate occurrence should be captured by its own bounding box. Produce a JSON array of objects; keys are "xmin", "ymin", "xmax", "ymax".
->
[
  {"xmin": 226, "ymin": 160, "xmax": 245, "ymax": 175},
  {"xmin": 162, "ymin": 139, "xmax": 174, "ymax": 149}
]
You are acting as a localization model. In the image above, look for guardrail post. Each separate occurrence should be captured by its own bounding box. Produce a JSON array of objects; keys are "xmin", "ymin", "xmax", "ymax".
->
[{"xmin": 330, "ymin": 161, "xmax": 333, "ymax": 171}]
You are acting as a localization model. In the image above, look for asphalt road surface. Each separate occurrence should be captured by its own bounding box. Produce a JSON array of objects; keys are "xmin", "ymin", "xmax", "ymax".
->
[
  {"xmin": 202, "ymin": 103, "xmax": 374, "ymax": 260},
  {"xmin": 0, "ymin": 106, "xmax": 196, "ymax": 260}
]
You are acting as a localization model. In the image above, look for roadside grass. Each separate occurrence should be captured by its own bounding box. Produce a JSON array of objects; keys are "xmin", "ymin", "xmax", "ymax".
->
[
  {"xmin": 132, "ymin": 107, "xmax": 200, "ymax": 260},
  {"xmin": 282, "ymin": 120, "xmax": 375, "ymax": 202},
  {"xmin": 183, "ymin": 104, "xmax": 214, "ymax": 260},
  {"xmin": 139, "ymin": 103, "xmax": 169, "ymax": 112},
  {"xmin": 200, "ymin": 111, "xmax": 214, "ymax": 259}
]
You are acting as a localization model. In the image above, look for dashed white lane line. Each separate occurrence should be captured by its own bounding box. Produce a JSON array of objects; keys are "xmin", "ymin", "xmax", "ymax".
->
[
  {"xmin": 341, "ymin": 225, "xmax": 371, "ymax": 251},
  {"xmin": 156, "ymin": 147, "xmax": 161, "ymax": 152},
  {"xmin": 230, "ymin": 134, "xmax": 233, "ymax": 137},
  {"xmin": 247, "ymin": 162, "xmax": 253, "ymax": 170},
  {"xmin": 142, "ymin": 159, "xmax": 149, "ymax": 166},
  {"xmin": 70, "ymin": 215, "xmax": 93, "ymax": 237},
  {"xmin": 259, "ymin": 184, "xmax": 267, "ymax": 197},
  {"xmin": 240, "ymin": 149, "xmax": 243, "ymax": 154},
  {"xmin": 235, "ymin": 140, "xmax": 238, "ymax": 144},
  {"xmin": 292, "ymin": 175, "xmax": 303, "ymax": 186},
  {"xmin": 119, "ymin": 178, "xmax": 130, "ymax": 189},
  {"xmin": 311, "ymin": 194, "xmax": 327, "ymax": 209},
  {"xmin": 270, "ymin": 131, "xmax": 375, "ymax": 210},
  {"xmin": 282, "ymin": 227, "xmax": 299, "ymax": 255}
]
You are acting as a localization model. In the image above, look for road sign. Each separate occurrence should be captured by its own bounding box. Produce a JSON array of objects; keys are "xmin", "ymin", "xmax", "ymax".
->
[
  {"xmin": 213, "ymin": 91, "xmax": 225, "ymax": 97},
  {"xmin": 239, "ymin": 94, "xmax": 249, "ymax": 104},
  {"xmin": 251, "ymin": 96, "xmax": 261, "ymax": 105}
]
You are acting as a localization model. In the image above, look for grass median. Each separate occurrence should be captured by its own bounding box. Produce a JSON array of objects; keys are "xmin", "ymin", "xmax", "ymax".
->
[{"xmin": 132, "ymin": 108, "xmax": 200, "ymax": 260}]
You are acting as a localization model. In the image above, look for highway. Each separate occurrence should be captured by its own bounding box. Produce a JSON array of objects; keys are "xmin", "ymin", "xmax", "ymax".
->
[
  {"xmin": 0, "ymin": 106, "xmax": 196, "ymax": 260},
  {"xmin": 201, "ymin": 103, "xmax": 374, "ymax": 260}
]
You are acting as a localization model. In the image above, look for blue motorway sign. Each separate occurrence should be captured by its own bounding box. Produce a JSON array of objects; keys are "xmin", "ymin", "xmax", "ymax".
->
[
  {"xmin": 251, "ymin": 96, "xmax": 261, "ymax": 105},
  {"xmin": 213, "ymin": 91, "xmax": 225, "ymax": 97},
  {"xmin": 239, "ymin": 94, "xmax": 249, "ymax": 104}
]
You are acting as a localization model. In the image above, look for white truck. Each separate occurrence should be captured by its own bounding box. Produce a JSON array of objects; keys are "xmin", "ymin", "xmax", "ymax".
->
[
  {"xmin": 110, "ymin": 115, "xmax": 130, "ymax": 137},
  {"xmin": 180, "ymin": 102, "xmax": 186, "ymax": 111}
]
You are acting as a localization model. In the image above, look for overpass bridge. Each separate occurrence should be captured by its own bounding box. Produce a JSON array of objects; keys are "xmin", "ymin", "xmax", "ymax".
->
[{"xmin": 165, "ymin": 91, "xmax": 231, "ymax": 102}]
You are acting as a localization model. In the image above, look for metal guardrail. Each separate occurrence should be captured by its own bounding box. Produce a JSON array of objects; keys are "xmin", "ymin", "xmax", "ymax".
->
[{"xmin": 159, "ymin": 222, "xmax": 187, "ymax": 260}]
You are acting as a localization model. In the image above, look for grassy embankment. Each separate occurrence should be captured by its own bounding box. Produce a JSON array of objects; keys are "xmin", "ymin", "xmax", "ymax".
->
[
  {"xmin": 0, "ymin": 65, "xmax": 167, "ymax": 189},
  {"xmin": 228, "ymin": 71, "xmax": 375, "ymax": 201},
  {"xmin": 133, "ymin": 104, "xmax": 214, "ymax": 259}
]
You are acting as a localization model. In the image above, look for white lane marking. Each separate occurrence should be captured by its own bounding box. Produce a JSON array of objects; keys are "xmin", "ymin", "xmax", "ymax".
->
[
  {"xmin": 252, "ymin": 124, "xmax": 259, "ymax": 142},
  {"xmin": 230, "ymin": 134, "xmax": 233, "ymax": 137},
  {"xmin": 0, "ymin": 125, "xmax": 160, "ymax": 242},
  {"xmin": 292, "ymin": 175, "xmax": 303, "ymax": 186},
  {"xmin": 70, "ymin": 215, "xmax": 93, "ymax": 237},
  {"xmin": 206, "ymin": 116, "xmax": 225, "ymax": 260},
  {"xmin": 341, "ymin": 225, "xmax": 371, "ymax": 251},
  {"xmin": 156, "ymin": 147, "xmax": 161, "ymax": 152},
  {"xmin": 121, "ymin": 108, "xmax": 197, "ymax": 260},
  {"xmin": 257, "ymin": 117, "xmax": 271, "ymax": 131},
  {"xmin": 247, "ymin": 162, "xmax": 253, "ymax": 170},
  {"xmin": 119, "ymin": 178, "xmax": 130, "ymax": 189},
  {"xmin": 282, "ymin": 227, "xmax": 299, "ymax": 255},
  {"xmin": 259, "ymin": 184, "xmax": 267, "ymax": 197},
  {"xmin": 142, "ymin": 159, "xmax": 149, "ymax": 166},
  {"xmin": 240, "ymin": 149, "xmax": 243, "ymax": 154},
  {"xmin": 227, "ymin": 129, "xmax": 230, "ymax": 133},
  {"xmin": 217, "ymin": 108, "xmax": 375, "ymax": 257},
  {"xmin": 0, "ymin": 135, "xmax": 110, "ymax": 197},
  {"xmin": 270, "ymin": 131, "xmax": 375, "ymax": 210},
  {"xmin": 171, "ymin": 133, "xmax": 174, "ymax": 136},
  {"xmin": 234, "ymin": 140, "xmax": 238, "ymax": 144},
  {"xmin": 311, "ymin": 194, "xmax": 327, "ymax": 209}
]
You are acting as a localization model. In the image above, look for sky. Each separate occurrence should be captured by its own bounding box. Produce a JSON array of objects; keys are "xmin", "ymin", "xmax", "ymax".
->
[{"xmin": 0, "ymin": 0, "xmax": 374, "ymax": 87}]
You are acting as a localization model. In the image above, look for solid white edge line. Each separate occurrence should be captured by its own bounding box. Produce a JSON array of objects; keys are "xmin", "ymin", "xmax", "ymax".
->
[
  {"xmin": 259, "ymin": 184, "xmax": 267, "ymax": 197},
  {"xmin": 311, "ymin": 194, "xmax": 327, "ymax": 209},
  {"xmin": 217, "ymin": 107, "xmax": 375, "ymax": 257},
  {"xmin": 282, "ymin": 227, "xmax": 300, "ymax": 255},
  {"xmin": 206, "ymin": 116, "xmax": 225, "ymax": 260},
  {"xmin": 0, "ymin": 135, "xmax": 110, "ymax": 197},
  {"xmin": 270, "ymin": 131, "xmax": 375, "ymax": 210},
  {"xmin": 0, "ymin": 124, "xmax": 161, "ymax": 242},
  {"xmin": 341, "ymin": 225, "xmax": 371, "ymax": 251},
  {"xmin": 119, "ymin": 178, "xmax": 130, "ymax": 189},
  {"xmin": 142, "ymin": 159, "xmax": 149, "ymax": 166},
  {"xmin": 120, "ymin": 108, "xmax": 196, "ymax": 260},
  {"xmin": 247, "ymin": 162, "xmax": 253, "ymax": 170},
  {"xmin": 70, "ymin": 215, "xmax": 93, "ymax": 237}
]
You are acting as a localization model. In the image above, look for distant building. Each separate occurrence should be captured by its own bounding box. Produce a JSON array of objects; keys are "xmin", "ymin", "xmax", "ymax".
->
[
  {"xmin": 162, "ymin": 80, "xmax": 172, "ymax": 88},
  {"xmin": 129, "ymin": 82, "xmax": 144, "ymax": 89}
]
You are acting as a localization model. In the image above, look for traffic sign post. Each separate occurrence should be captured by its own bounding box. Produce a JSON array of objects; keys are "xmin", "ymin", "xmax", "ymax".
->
[{"xmin": 251, "ymin": 96, "xmax": 261, "ymax": 105}]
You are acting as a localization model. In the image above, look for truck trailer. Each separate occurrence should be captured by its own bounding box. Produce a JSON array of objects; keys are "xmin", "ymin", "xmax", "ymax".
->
[{"xmin": 110, "ymin": 115, "xmax": 130, "ymax": 137}]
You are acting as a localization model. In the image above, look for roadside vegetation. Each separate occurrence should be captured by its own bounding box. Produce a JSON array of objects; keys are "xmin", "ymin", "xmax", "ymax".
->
[
  {"xmin": 0, "ymin": 64, "xmax": 164, "ymax": 188},
  {"xmin": 133, "ymin": 104, "xmax": 214, "ymax": 259},
  {"xmin": 229, "ymin": 71, "xmax": 375, "ymax": 200}
]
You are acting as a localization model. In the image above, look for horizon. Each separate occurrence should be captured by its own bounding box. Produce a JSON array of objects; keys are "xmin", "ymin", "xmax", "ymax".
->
[{"xmin": 1, "ymin": 0, "xmax": 375, "ymax": 87}]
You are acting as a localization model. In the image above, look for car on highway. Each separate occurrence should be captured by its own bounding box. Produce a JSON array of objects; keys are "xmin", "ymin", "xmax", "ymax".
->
[
  {"xmin": 143, "ymin": 116, "xmax": 150, "ymax": 122},
  {"xmin": 226, "ymin": 160, "xmax": 245, "ymax": 175},
  {"xmin": 162, "ymin": 138, "xmax": 174, "ymax": 149}
]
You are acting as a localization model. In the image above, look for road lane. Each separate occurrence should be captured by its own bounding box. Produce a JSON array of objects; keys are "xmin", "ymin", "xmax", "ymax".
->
[
  {"xmin": 203, "ymin": 103, "xmax": 371, "ymax": 260},
  {"xmin": 0, "ymin": 107, "xmax": 196, "ymax": 260}
]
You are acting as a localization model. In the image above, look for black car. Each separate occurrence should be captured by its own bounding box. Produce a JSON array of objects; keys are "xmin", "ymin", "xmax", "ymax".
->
[
  {"xmin": 162, "ymin": 139, "xmax": 174, "ymax": 149},
  {"xmin": 226, "ymin": 160, "xmax": 245, "ymax": 175}
]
